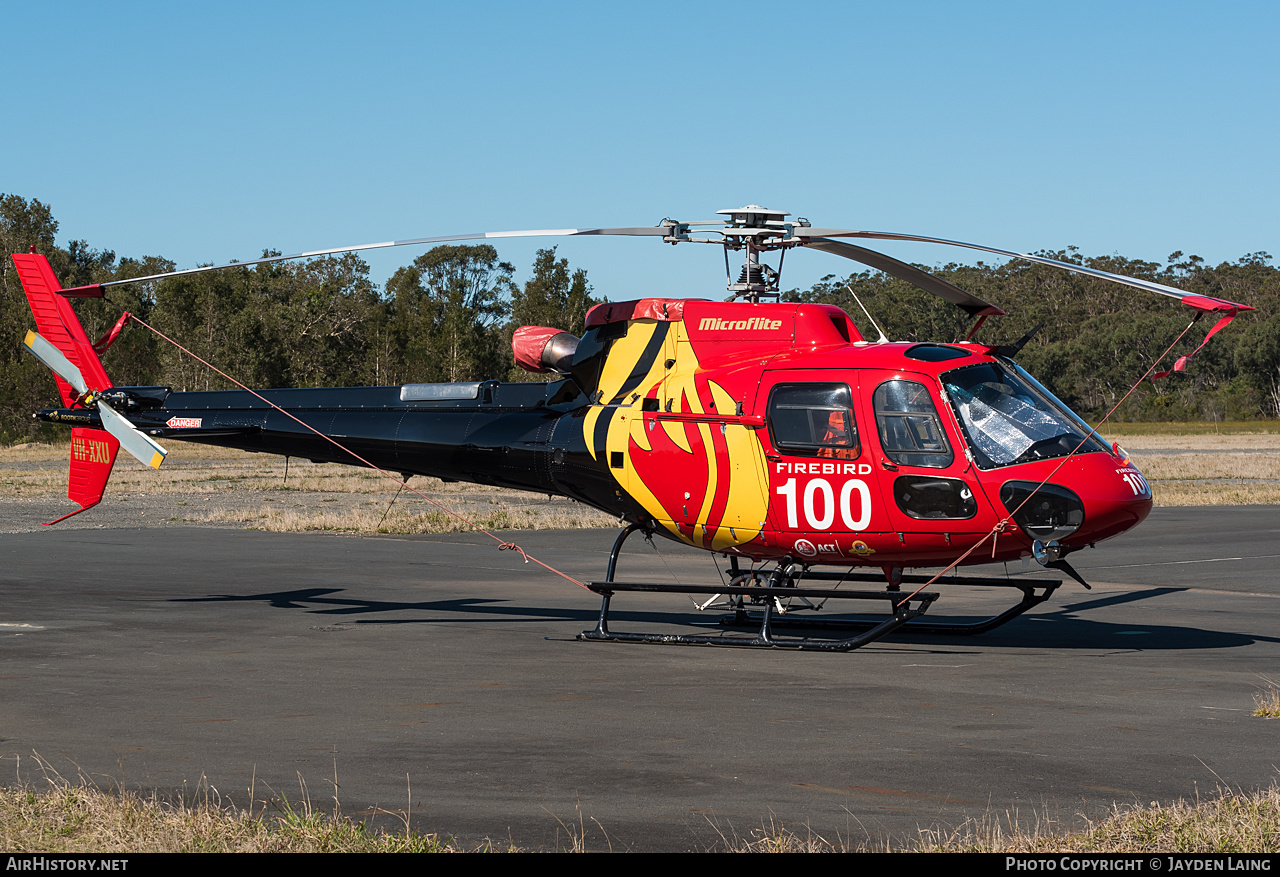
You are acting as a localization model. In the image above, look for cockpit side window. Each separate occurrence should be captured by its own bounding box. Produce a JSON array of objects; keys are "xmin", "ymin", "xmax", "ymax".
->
[
  {"xmin": 767, "ymin": 383, "xmax": 859, "ymax": 459},
  {"xmin": 873, "ymin": 379, "xmax": 954, "ymax": 469}
]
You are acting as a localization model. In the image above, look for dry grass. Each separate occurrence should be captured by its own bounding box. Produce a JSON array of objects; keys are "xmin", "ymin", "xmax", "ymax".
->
[
  {"xmin": 0, "ymin": 760, "xmax": 463, "ymax": 853},
  {"xmin": 913, "ymin": 786, "xmax": 1280, "ymax": 853},
  {"xmin": 1102, "ymin": 432, "xmax": 1280, "ymax": 507},
  {"xmin": 0, "ymin": 441, "xmax": 461, "ymax": 498},
  {"xmin": 1118, "ymin": 446, "xmax": 1280, "ymax": 507},
  {"xmin": 189, "ymin": 500, "xmax": 619, "ymax": 534},
  {"xmin": 5, "ymin": 430, "xmax": 1280, "ymax": 526},
  {"xmin": 1134, "ymin": 453, "xmax": 1280, "ymax": 481},
  {"xmin": 1109, "ymin": 433, "xmax": 1280, "ymax": 451},
  {"xmin": 0, "ymin": 442, "xmax": 617, "ymax": 534},
  {"xmin": 720, "ymin": 816, "xmax": 857, "ymax": 852},
  {"xmin": 1254, "ymin": 682, "xmax": 1280, "ymax": 719},
  {"xmin": 10, "ymin": 772, "xmax": 1278, "ymax": 853},
  {"xmin": 1103, "ymin": 422, "xmax": 1280, "ymax": 437},
  {"xmin": 1143, "ymin": 481, "xmax": 1280, "ymax": 506},
  {"xmin": 722, "ymin": 786, "xmax": 1280, "ymax": 853}
]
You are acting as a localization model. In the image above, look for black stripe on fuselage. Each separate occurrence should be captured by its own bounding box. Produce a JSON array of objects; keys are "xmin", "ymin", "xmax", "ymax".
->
[{"xmin": 591, "ymin": 322, "xmax": 670, "ymax": 463}]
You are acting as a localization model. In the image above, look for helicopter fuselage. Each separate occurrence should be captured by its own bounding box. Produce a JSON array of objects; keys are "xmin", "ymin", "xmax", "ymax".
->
[{"xmin": 41, "ymin": 297, "xmax": 1152, "ymax": 571}]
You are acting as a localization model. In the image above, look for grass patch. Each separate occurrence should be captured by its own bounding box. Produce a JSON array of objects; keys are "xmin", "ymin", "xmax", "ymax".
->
[
  {"xmin": 0, "ymin": 767, "xmax": 463, "ymax": 853},
  {"xmin": 729, "ymin": 787, "xmax": 1280, "ymax": 852},
  {"xmin": 1101, "ymin": 421, "xmax": 1280, "ymax": 436},
  {"xmin": 1254, "ymin": 683, "xmax": 1280, "ymax": 718},
  {"xmin": 1112, "ymin": 434, "xmax": 1280, "ymax": 451},
  {"xmin": 912, "ymin": 786, "xmax": 1280, "ymax": 853},
  {"xmin": 1148, "ymin": 482, "xmax": 1280, "ymax": 507},
  {"xmin": 191, "ymin": 501, "xmax": 620, "ymax": 535},
  {"xmin": 1136, "ymin": 454, "xmax": 1280, "ymax": 481},
  {"xmin": 6, "ymin": 774, "xmax": 1279, "ymax": 852},
  {"xmin": 0, "ymin": 442, "xmax": 618, "ymax": 533},
  {"xmin": 6, "ymin": 432, "xmax": 1280, "ymax": 518},
  {"xmin": 1123, "ymin": 447, "xmax": 1280, "ymax": 507}
]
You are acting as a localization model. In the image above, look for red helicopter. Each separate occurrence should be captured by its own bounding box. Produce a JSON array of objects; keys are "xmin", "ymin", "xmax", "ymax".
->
[{"xmin": 15, "ymin": 205, "xmax": 1253, "ymax": 651}]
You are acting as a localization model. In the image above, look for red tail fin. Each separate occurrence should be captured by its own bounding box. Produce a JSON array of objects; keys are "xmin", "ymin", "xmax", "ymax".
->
[
  {"xmin": 42, "ymin": 427, "xmax": 122, "ymax": 525},
  {"xmin": 12, "ymin": 253, "xmax": 113, "ymax": 405},
  {"xmin": 12, "ymin": 253, "xmax": 120, "ymax": 523}
]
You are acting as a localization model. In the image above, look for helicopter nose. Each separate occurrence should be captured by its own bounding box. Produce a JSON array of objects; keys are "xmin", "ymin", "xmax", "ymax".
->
[
  {"xmin": 1069, "ymin": 457, "xmax": 1153, "ymax": 547},
  {"xmin": 996, "ymin": 455, "xmax": 1152, "ymax": 550}
]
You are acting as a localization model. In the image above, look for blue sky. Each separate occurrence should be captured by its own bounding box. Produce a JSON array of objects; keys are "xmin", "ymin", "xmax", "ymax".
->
[{"xmin": 5, "ymin": 1, "xmax": 1277, "ymax": 303}]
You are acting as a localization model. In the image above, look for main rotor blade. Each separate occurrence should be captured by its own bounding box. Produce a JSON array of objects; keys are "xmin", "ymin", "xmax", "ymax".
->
[
  {"xmin": 98, "ymin": 400, "xmax": 167, "ymax": 470},
  {"xmin": 794, "ymin": 228, "xmax": 1250, "ymax": 311},
  {"xmin": 70, "ymin": 225, "xmax": 675, "ymax": 293},
  {"xmin": 803, "ymin": 239, "xmax": 1003, "ymax": 317},
  {"xmin": 22, "ymin": 330, "xmax": 88, "ymax": 394}
]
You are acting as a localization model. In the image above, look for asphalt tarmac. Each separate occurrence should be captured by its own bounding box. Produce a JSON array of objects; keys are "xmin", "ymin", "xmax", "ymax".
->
[{"xmin": 2, "ymin": 508, "xmax": 1278, "ymax": 851}]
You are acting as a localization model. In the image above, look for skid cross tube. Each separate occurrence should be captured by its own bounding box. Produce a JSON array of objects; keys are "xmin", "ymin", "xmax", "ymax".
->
[
  {"xmin": 578, "ymin": 525, "xmax": 1061, "ymax": 650},
  {"xmin": 579, "ymin": 524, "xmax": 940, "ymax": 651},
  {"xmin": 723, "ymin": 569, "xmax": 1064, "ymax": 637},
  {"xmin": 580, "ymin": 581, "xmax": 939, "ymax": 651}
]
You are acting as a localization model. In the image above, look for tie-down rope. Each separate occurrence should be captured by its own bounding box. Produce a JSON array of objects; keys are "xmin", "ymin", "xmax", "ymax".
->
[
  {"xmin": 125, "ymin": 313, "xmax": 590, "ymax": 591},
  {"xmin": 894, "ymin": 317, "xmax": 1200, "ymax": 608}
]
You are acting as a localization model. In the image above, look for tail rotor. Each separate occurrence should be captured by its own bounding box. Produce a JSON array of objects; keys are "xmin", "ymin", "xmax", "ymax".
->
[{"xmin": 14, "ymin": 253, "xmax": 167, "ymax": 523}]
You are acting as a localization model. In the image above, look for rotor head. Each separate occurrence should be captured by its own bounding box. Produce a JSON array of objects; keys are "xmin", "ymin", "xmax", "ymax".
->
[{"xmin": 713, "ymin": 205, "xmax": 808, "ymax": 301}]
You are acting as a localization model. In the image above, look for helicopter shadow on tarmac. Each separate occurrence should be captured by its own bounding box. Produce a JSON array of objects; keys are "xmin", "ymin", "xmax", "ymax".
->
[
  {"xmin": 885, "ymin": 585, "xmax": 1280, "ymax": 652},
  {"xmin": 168, "ymin": 582, "xmax": 1280, "ymax": 653}
]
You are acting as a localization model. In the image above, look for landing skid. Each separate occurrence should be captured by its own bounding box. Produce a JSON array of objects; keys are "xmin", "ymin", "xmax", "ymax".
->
[{"xmin": 577, "ymin": 523, "xmax": 1062, "ymax": 651}]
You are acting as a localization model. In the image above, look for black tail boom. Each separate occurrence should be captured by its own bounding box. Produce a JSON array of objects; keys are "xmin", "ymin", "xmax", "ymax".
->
[{"xmin": 50, "ymin": 379, "xmax": 626, "ymax": 514}]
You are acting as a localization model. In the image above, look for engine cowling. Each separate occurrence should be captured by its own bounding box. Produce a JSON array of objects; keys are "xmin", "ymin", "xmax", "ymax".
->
[{"xmin": 512, "ymin": 326, "xmax": 579, "ymax": 374}]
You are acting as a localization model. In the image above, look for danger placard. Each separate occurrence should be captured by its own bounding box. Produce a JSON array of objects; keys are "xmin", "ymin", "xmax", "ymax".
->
[{"xmin": 165, "ymin": 417, "xmax": 202, "ymax": 429}]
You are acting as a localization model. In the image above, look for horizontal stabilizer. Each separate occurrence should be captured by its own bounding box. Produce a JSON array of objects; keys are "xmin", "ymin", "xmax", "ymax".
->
[{"xmin": 45, "ymin": 427, "xmax": 120, "ymax": 526}]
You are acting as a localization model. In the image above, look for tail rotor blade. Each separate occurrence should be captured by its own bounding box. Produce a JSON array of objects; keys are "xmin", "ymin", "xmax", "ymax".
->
[
  {"xmin": 97, "ymin": 400, "xmax": 167, "ymax": 470},
  {"xmin": 22, "ymin": 330, "xmax": 88, "ymax": 395}
]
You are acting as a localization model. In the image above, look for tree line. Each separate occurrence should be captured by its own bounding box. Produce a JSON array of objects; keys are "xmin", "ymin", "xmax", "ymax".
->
[
  {"xmin": 785, "ymin": 248, "xmax": 1279, "ymax": 423},
  {"xmin": 0, "ymin": 195, "xmax": 598, "ymax": 441},
  {"xmin": 2, "ymin": 193, "xmax": 1277, "ymax": 441}
]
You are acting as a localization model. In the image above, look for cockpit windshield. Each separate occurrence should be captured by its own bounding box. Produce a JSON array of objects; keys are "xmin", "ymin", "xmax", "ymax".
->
[{"xmin": 942, "ymin": 362, "xmax": 1107, "ymax": 468}]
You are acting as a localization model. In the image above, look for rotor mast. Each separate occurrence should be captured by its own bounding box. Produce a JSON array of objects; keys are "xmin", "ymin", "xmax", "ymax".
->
[{"xmin": 716, "ymin": 205, "xmax": 807, "ymax": 302}]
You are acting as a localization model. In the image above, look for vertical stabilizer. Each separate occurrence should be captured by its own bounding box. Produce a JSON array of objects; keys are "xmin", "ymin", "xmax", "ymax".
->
[
  {"xmin": 11, "ymin": 254, "xmax": 113, "ymax": 405},
  {"xmin": 12, "ymin": 254, "xmax": 121, "ymax": 523}
]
